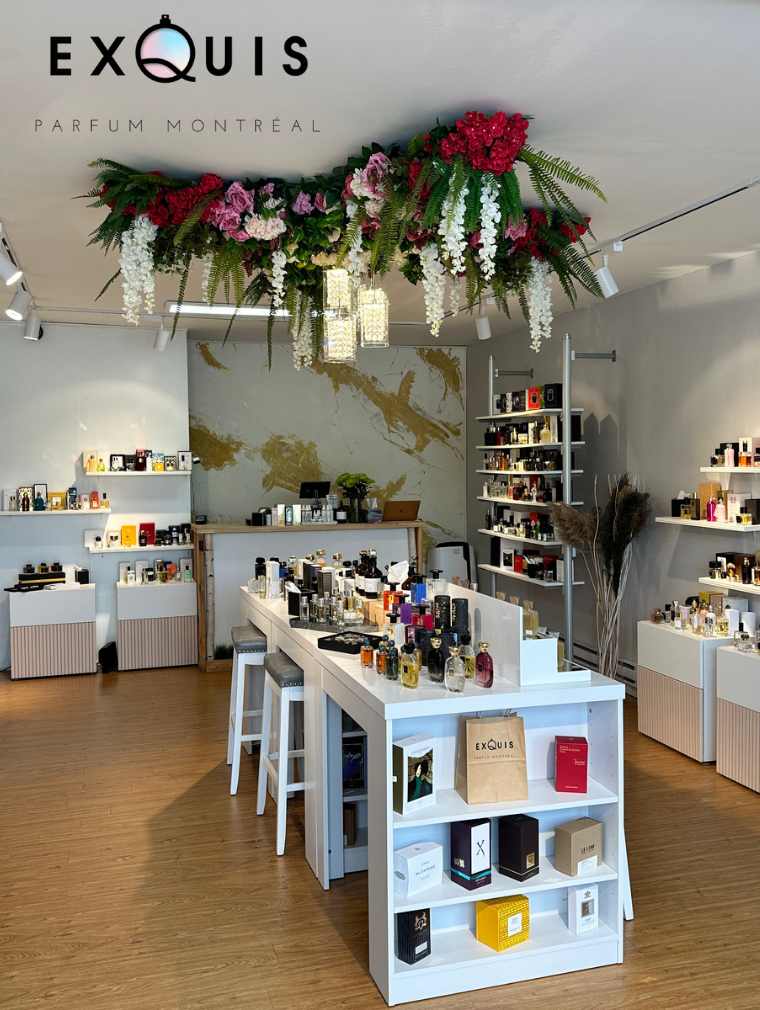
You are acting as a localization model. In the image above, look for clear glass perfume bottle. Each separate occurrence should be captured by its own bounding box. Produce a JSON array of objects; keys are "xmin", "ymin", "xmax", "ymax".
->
[
  {"xmin": 386, "ymin": 645, "xmax": 400, "ymax": 681},
  {"xmin": 444, "ymin": 645, "xmax": 465, "ymax": 693},
  {"xmin": 460, "ymin": 632, "xmax": 476, "ymax": 679},
  {"xmin": 539, "ymin": 417, "xmax": 553, "ymax": 444},
  {"xmin": 427, "ymin": 635, "xmax": 445, "ymax": 683},
  {"xmin": 475, "ymin": 642, "xmax": 494, "ymax": 688},
  {"xmin": 523, "ymin": 601, "xmax": 540, "ymax": 638},
  {"xmin": 400, "ymin": 643, "xmax": 420, "ymax": 688}
]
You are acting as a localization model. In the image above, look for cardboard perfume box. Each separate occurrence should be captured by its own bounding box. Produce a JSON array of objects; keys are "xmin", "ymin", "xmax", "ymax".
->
[
  {"xmin": 120, "ymin": 525, "xmax": 137, "ymax": 547},
  {"xmin": 396, "ymin": 908, "xmax": 431, "ymax": 965},
  {"xmin": 498, "ymin": 814, "xmax": 539, "ymax": 881},
  {"xmin": 543, "ymin": 382, "xmax": 563, "ymax": 408},
  {"xmin": 476, "ymin": 894, "xmax": 530, "ymax": 952},
  {"xmin": 450, "ymin": 818, "xmax": 491, "ymax": 890},
  {"xmin": 555, "ymin": 735, "xmax": 589, "ymax": 793},
  {"xmin": 554, "ymin": 817, "xmax": 603, "ymax": 876},
  {"xmin": 394, "ymin": 841, "xmax": 443, "ymax": 899},
  {"xmin": 392, "ymin": 735, "xmax": 436, "ymax": 816},
  {"xmin": 568, "ymin": 883, "xmax": 599, "ymax": 935}
]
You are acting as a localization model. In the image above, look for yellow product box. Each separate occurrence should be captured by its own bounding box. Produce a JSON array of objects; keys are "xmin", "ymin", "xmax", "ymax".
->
[
  {"xmin": 120, "ymin": 524, "xmax": 137, "ymax": 547},
  {"xmin": 476, "ymin": 894, "xmax": 530, "ymax": 952}
]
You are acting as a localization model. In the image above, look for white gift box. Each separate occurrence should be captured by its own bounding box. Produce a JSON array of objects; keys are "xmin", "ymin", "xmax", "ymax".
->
[
  {"xmin": 568, "ymin": 883, "xmax": 599, "ymax": 935},
  {"xmin": 393, "ymin": 841, "xmax": 443, "ymax": 899}
]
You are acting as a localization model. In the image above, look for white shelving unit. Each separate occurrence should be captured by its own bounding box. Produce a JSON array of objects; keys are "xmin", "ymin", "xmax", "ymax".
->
[
  {"xmin": 476, "ymin": 496, "xmax": 583, "ymax": 511},
  {"xmin": 477, "ymin": 563, "xmax": 584, "ymax": 589},
  {"xmin": 477, "ymin": 469, "xmax": 583, "ymax": 477},
  {"xmin": 476, "ymin": 407, "xmax": 584, "ymax": 422},
  {"xmin": 655, "ymin": 516, "xmax": 760, "ymax": 533},
  {"xmin": 87, "ymin": 543, "xmax": 190, "ymax": 555},
  {"xmin": 478, "ymin": 528, "xmax": 563, "ymax": 548},
  {"xmin": 697, "ymin": 575, "xmax": 760, "ymax": 596},
  {"xmin": 699, "ymin": 466, "xmax": 760, "ymax": 474},
  {"xmin": 88, "ymin": 471, "xmax": 191, "ymax": 478},
  {"xmin": 476, "ymin": 442, "xmax": 586, "ymax": 451},
  {"xmin": 0, "ymin": 509, "xmax": 111, "ymax": 518}
]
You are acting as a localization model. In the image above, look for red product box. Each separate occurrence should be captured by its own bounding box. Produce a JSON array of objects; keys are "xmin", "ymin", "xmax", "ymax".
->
[
  {"xmin": 555, "ymin": 736, "xmax": 588, "ymax": 793},
  {"xmin": 526, "ymin": 386, "xmax": 543, "ymax": 410},
  {"xmin": 139, "ymin": 522, "xmax": 156, "ymax": 546}
]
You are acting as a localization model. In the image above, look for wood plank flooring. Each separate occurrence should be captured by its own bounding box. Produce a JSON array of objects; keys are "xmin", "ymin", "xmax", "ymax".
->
[{"xmin": 1, "ymin": 666, "xmax": 759, "ymax": 1009}]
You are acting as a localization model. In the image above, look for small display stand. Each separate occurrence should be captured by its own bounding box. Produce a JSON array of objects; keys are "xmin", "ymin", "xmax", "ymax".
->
[
  {"xmin": 636, "ymin": 620, "xmax": 722, "ymax": 762},
  {"xmin": 116, "ymin": 581, "xmax": 198, "ymax": 670},
  {"xmin": 716, "ymin": 646, "xmax": 760, "ymax": 792},
  {"xmin": 9, "ymin": 584, "xmax": 97, "ymax": 679}
]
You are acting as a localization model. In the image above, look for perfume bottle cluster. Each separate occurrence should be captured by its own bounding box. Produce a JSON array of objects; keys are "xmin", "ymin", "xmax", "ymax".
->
[
  {"xmin": 706, "ymin": 550, "xmax": 760, "ymax": 585},
  {"xmin": 482, "ymin": 447, "xmax": 572, "ymax": 473},
  {"xmin": 651, "ymin": 593, "xmax": 757, "ymax": 644},
  {"xmin": 482, "ymin": 475, "xmax": 565, "ymax": 505},
  {"xmin": 671, "ymin": 489, "xmax": 760, "ymax": 526},
  {"xmin": 3, "ymin": 485, "xmax": 110, "ymax": 513},
  {"xmin": 706, "ymin": 437, "xmax": 760, "ymax": 468},
  {"xmin": 485, "ymin": 507, "xmax": 557, "ymax": 543},
  {"xmin": 489, "ymin": 535, "xmax": 569, "ymax": 583},
  {"xmin": 491, "ymin": 382, "xmax": 564, "ymax": 416}
]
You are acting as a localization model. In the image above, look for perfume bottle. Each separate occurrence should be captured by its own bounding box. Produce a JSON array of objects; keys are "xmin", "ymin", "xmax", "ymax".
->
[
  {"xmin": 715, "ymin": 495, "xmax": 728, "ymax": 523},
  {"xmin": 539, "ymin": 417, "xmax": 553, "ymax": 444},
  {"xmin": 460, "ymin": 632, "xmax": 476, "ymax": 679},
  {"xmin": 444, "ymin": 645, "xmax": 466, "ymax": 693},
  {"xmin": 360, "ymin": 638, "xmax": 374, "ymax": 670},
  {"xmin": 386, "ymin": 645, "xmax": 399, "ymax": 681},
  {"xmin": 376, "ymin": 635, "xmax": 389, "ymax": 675},
  {"xmin": 427, "ymin": 635, "xmax": 445, "ymax": 683},
  {"xmin": 400, "ymin": 643, "xmax": 420, "ymax": 688},
  {"xmin": 475, "ymin": 642, "xmax": 494, "ymax": 688},
  {"xmin": 523, "ymin": 601, "xmax": 540, "ymax": 638}
]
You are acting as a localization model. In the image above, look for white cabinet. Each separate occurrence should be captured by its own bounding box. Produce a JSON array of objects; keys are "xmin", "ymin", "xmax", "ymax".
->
[
  {"xmin": 716, "ymin": 646, "xmax": 760, "ymax": 792},
  {"xmin": 9, "ymin": 584, "xmax": 97, "ymax": 679},
  {"xmin": 116, "ymin": 582, "xmax": 198, "ymax": 670}
]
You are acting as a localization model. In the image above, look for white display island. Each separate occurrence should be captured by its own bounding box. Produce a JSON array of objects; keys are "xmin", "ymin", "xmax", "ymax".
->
[{"xmin": 240, "ymin": 583, "xmax": 625, "ymax": 1005}]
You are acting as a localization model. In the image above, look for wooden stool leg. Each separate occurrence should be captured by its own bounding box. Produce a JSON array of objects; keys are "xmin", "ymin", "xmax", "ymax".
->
[
  {"xmin": 275, "ymin": 689, "xmax": 291, "ymax": 856},
  {"xmin": 256, "ymin": 675, "xmax": 273, "ymax": 816},
  {"xmin": 226, "ymin": 651, "xmax": 239, "ymax": 766},
  {"xmin": 229, "ymin": 657, "xmax": 246, "ymax": 796}
]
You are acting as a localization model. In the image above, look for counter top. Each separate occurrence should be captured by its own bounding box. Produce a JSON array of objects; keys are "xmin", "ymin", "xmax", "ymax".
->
[
  {"xmin": 196, "ymin": 520, "xmax": 423, "ymax": 534},
  {"xmin": 241, "ymin": 586, "xmax": 623, "ymax": 721}
]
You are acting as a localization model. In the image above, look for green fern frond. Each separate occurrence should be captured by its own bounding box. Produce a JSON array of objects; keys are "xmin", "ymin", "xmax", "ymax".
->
[
  {"xmin": 170, "ymin": 255, "xmax": 192, "ymax": 340},
  {"xmin": 518, "ymin": 147, "xmax": 606, "ymax": 201}
]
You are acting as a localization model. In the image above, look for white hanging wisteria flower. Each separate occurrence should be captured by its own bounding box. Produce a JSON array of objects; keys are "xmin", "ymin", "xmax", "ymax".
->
[
  {"xmin": 119, "ymin": 215, "xmax": 157, "ymax": 325},
  {"xmin": 271, "ymin": 249, "xmax": 287, "ymax": 308},
  {"xmin": 345, "ymin": 201, "xmax": 367, "ymax": 281},
  {"xmin": 438, "ymin": 177, "xmax": 469, "ymax": 276},
  {"xmin": 449, "ymin": 275, "xmax": 462, "ymax": 317},
  {"xmin": 199, "ymin": 253, "xmax": 213, "ymax": 305},
  {"xmin": 420, "ymin": 242, "xmax": 447, "ymax": 337},
  {"xmin": 291, "ymin": 297, "xmax": 313, "ymax": 370},
  {"xmin": 526, "ymin": 259, "xmax": 553, "ymax": 353},
  {"xmin": 478, "ymin": 175, "xmax": 501, "ymax": 282}
]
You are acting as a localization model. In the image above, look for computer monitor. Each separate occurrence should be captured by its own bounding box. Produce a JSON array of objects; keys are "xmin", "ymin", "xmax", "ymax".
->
[{"xmin": 299, "ymin": 481, "xmax": 331, "ymax": 501}]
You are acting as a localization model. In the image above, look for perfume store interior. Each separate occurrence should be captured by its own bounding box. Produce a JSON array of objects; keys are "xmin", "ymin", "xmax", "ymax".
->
[{"xmin": 3, "ymin": 5, "xmax": 760, "ymax": 1009}]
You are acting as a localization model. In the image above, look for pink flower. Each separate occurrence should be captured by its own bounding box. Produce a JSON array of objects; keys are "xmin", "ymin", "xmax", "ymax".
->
[
  {"xmin": 505, "ymin": 218, "xmax": 528, "ymax": 241},
  {"xmin": 217, "ymin": 206, "xmax": 242, "ymax": 232},
  {"xmin": 363, "ymin": 152, "xmax": 391, "ymax": 193},
  {"xmin": 341, "ymin": 173, "xmax": 354, "ymax": 203},
  {"xmin": 259, "ymin": 182, "xmax": 275, "ymax": 197},
  {"xmin": 291, "ymin": 191, "xmax": 313, "ymax": 215},
  {"xmin": 314, "ymin": 191, "xmax": 327, "ymax": 212},
  {"xmin": 468, "ymin": 230, "xmax": 482, "ymax": 248},
  {"xmin": 226, "ymin": 229, "xmax": 250, "ymax": 242},
  {"xmin": 225, "ymin": 181, "xmax": 253, "ymax": 214},
  {"xmin": 204, "ymin": 199, "xmax": 226, "ymax": 226}
]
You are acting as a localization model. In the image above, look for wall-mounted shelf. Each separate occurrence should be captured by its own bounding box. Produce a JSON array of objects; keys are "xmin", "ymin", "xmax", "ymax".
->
[
  {"xmin": 88, "ymin": 544, "xmax": 191, "ymax": 555},
  {"xmin": 698, "ymin": 576, "xmax": 760, "ymax": 596},
  {"xmin": 699, "ymin": 466, "xmax": 760, "ymax": 474},
  {"xmin": 0, "ymin": 509, "xmax": 111, "ymax": 517},
  {"xmin": 115, "ymin": 580, "xmax": 195, "ymax": 589},
  {"xmin": 477, "ymin": 563, "xmax": 583, "ymax": 588},
  {"xmin": 477, "ymin": 469, "xmax": 583, "ymax": 477},
  {"xmin": 655, "ymin": 517, "xmax": 760, "ymax": 532},
  {"xmin": 86, "ymin": 470, "xmax": 192, "ymax": 478},
  {"xmin": 477, "ymin": 528, "xmax": 563, "ymax": 548},
  {"xmin": 477, "ymin": 408, "xmax": 583, "ymax": 422},
  {"xmin": 477, "ymin": 496, "xmax": 582, "ymax": 510},
  {"xmin": 477, "ymin": 442, "xmax": 586, "ymax": 451}
]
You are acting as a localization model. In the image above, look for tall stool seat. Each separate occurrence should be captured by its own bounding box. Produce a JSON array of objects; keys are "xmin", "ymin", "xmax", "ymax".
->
[
  {"xmin": 227, "ymin": 622, "xmax": 267, "ymax": 795},
  {"xmin": 257, "ymin": 652, "xmax": 305, "ymax": 855}
]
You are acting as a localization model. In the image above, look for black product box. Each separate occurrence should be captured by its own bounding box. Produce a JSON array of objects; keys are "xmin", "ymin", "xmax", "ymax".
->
[
  {"xmin": 18, "ymin": 570, "xmax": 65, "ymax": 586},
  {"xmin": 396, "ymin": 909, "xmax": 431, "ymax": 965},
  {"xmin": 450, "ymin": 818, "xmax": 492, "ymax": 890},
  {"xmin": 498, "ymin": 814, "xmax": 539, "ymax": 881},
  {"xmin": 75, "ymin": 568, "xmax": 90, "ymax": 585},
  {"xmin": 542, "ymin": 382, "xmax": 563, "ymax": 409},
  {"xmin": 287, "ymin": 588, "xmax": 303, "ymax": 617},
  {"xmin": 433, "ymin": 594, "xmax": 451, "ymax": 631},
  {"xmin": 511, "ymin": 389, "xmax": 527, "ymax": 413},
  {"xmin": 414, "ymin": 627, "xmax": 433, "ymax": 666},
  {"xmin": 743, "ymin": 499, "xmax": 760, "ymax": 523},
  {"xmin": 490, "ymin": 537, "xmax": 501, "ymax": 566},
  {"xmin": 558, "ymin": 415, "xmax": 582, "ymax": 442},
  {"xmin": 318, "ymin": 631, "xmax": 381, "ymax": 655},
  {"xmin": 671, "ymin": 497, "xmax": 689, "ymax": 518},
  {"xmin": 452, "ymin": 597, "xmax": 469, "ymax": 635}
]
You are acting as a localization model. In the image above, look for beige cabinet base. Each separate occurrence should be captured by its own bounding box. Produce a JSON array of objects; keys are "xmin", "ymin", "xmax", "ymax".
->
[
  {"xmin": 637, "ymin": 665, "xmax": 705, "ymax": 762},
  {"xmin": 11, "ymin": 622, "xmax": 97, "ymax": 679},
  {"xmin": 717, "ymin": 698, "xmax": 760, "ymax": 793},
  {"xmin": 118, "ymin": 615, "xmax": 198, "ymax": 671}
]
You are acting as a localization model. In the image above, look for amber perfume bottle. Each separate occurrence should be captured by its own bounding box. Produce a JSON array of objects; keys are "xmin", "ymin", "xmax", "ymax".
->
[
  {"xmin": 376, "ymin": 636, "xmax": 389, "ymax": 675},
  {"xmin": 475, "ymin": 642, "xmax": 494, "ymax": 688},
  {"xmin": 400, "ymin": 643, "xmax": 420, "ymax": 688},
  {"xmin": 360, "ymin": 639, "xmax": 374, "ymax": 670}
]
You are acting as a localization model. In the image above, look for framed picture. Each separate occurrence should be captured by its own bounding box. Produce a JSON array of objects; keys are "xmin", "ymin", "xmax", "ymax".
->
[
  {"xmin": 392, "ymin": 735, "xmax": 436, "ymax": 816},
  {"xmin": 177, "ymin": 450, "xmax": 193, "ymax": 471},
  {"xmin": 164, "ymin": 454, "xmax": 177, "ymax": 472},
  {"xmin": 17, "ymin": 486, "xmax": 33, "ymax": 509},
  {"xmin": 48, "ymin": 491, "xmax": 66, "ymax": 511},
  {"xmin": 151, "ymin": 452, "xmax": 165, "ymax": 472},
  {"xmin": 109, "ymin": 454, "xmax": 125, "ymax": 472},
  {"xmin": 33, "ymin": 483, "xmax": 47, "ymax": 501}
]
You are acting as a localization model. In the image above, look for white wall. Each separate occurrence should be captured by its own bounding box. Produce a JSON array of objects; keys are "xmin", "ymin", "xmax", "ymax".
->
[
  {"xmin": 0, "ymin": 322, "xmax": 190, "ymax": 669},
  {"xmin": 467, "ymin": 252, "xmax": 760, "ymax": 678}
]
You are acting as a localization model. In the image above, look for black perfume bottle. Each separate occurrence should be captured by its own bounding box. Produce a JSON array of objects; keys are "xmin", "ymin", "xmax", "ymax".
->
[
  {"xmin": 427, "ymin": 635, "xmax": 445, "ymax": 683},
  {"xmin": 396, "ymin": 909, "xmax": 431, "ymax": 965}
]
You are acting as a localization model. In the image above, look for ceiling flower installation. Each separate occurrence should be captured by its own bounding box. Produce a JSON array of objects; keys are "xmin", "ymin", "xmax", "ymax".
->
[{"xmin": 88, "ymin": 109, "xmax": 605, "ymax": 365}]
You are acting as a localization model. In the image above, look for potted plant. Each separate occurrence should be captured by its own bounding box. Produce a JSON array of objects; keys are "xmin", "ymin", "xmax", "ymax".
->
[
  {"xmin": 551, "ymin": 474, "xmax": 650, "ymax": 681},
  {"xmin": 335, "ymin": 472, "xmax": 374, "ymax": 523}
]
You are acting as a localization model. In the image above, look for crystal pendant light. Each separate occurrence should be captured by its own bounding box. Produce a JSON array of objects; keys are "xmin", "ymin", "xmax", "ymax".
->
[
  {"xmin": 358, "ymin": 285, "xmax": 389, "ymax": 348},
  {"xmin": 323, "ymin": 267, "xmax": 352, "ymax": 311},
  {"xmin": 323, "ymin": 313, "xmax": 357, "ymax": 362}
]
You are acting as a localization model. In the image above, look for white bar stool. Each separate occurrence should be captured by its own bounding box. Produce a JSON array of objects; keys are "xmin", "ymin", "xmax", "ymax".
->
[
  {"xmin": 227, "ymin": 623, "xmax": 268, "ymax": 795},
  {"xmin": 257, "ymin": 652, "xmax": 305, "ymax": 855}
]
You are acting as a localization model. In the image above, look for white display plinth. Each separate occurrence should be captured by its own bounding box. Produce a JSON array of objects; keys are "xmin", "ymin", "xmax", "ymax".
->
[{"xmin": 716, "ymin": 646, "xmax": 760, "ymax": 793}]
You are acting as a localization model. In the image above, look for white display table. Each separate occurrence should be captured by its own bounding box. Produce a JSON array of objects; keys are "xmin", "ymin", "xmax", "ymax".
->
[
  {"xmin": 716, "ymin": 647, "xmax": 760, "ymax": 793},
  {"xmin": 9, "ymin": 583, "xmax": 97, "ymax": 679},
  {"xmin": 241, "ymin": 585, "xmax": 625, "ymax": 1005},
  {"xmin": 636, "ymin": 621, "xmax": 724, "ymax": 762}
]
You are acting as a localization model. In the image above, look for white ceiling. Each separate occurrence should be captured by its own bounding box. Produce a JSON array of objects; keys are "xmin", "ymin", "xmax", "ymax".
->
[{"xmin": 2, "ymin": 0, "xmax": 760, "ymax": 343}]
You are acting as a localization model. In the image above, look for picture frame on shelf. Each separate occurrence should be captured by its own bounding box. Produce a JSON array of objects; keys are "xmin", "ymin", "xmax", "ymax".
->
[
  {"xmin": 33, "ymin": 483, "xmax": 48, "ymax": 508},
  {"xmin": 109, "ymin": 453, "xmax": 125, "ymax": 472},
  {"xmin": 151, "ymin": 452, "xmax": 165, "ymax": 472},
  {"xmin": 48, "ymin": 491, "xmax": 66, "ymax": 511},
  {"xmin": 177, "ymin": 450, "xmax": 193, "ymax": 471},
  {"xmin": 164, "ymin": 454, "xmax": 178, "ymax": 472},
  {"xmin": 17, "ymin": 486, "xmax": 33, "ymax": 509},
  {"xmin": 392, "ymin": 735, "xmax": 436, "ymax": 816}
]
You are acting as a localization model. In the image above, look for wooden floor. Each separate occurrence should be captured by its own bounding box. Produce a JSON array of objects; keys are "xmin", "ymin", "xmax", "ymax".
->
[{"xmin": 1, "ymin": 667, "xmax": 759, "ymax": 1010}]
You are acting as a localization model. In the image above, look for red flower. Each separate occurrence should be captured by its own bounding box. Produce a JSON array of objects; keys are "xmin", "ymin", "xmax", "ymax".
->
[
  {"xmin": 468, "ymin": 230, "xmax": 481, "ymax": 248},
  {"xmin": 439, "ymin": 110, "xmax": 529, "ymax": 175},
  {"xmin": 407, "ymin": 158, "xmax": 431, "ymax": 202},
  {"xmin": 198, "ymin": 173, "xmax": 223, "ymax": 194},
  {"xmin": 559, "ymin": 216, "xmax": 590, "ymax": 242}
]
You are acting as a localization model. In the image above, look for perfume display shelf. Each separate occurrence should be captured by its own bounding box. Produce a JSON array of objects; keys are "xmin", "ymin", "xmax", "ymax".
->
[
  {"xmin": 477, "ymin": 563, "xmax": 584, "ymax": 589},
  {"xmin": 476, "ymin": 496, "xmax": 583, "ymax": 510},
  {"xmin": 89, "ymin": 471, "xmax": 191, "ymax": 478},
  {"xmin": 240, "ymin": 582, "xmax": 626, "ymax": 1006},
  {"xmin": 0, "ymin": 509, "xmax": 111, "ymax": 517},
  {"xmin": 697, "ymin": 576, "xmax": 760, "ymax": 596},
  {"xmin": 87, "ymin": 543, "xmax": 190, "ymax": 554},
  {"xmin": 478, "ymin": 528, "xmax": 563, "ymax": 548},
  {"xmin": 655, "ymin": 517, "xmax": 760, "ymax": 533},
  {"xmin": 116, "ymin": 579, "xmax": 198, "ymax": 671},
  {"xmin": 476, "ymin": 442, "xmax": 586, "ymax": 451}
]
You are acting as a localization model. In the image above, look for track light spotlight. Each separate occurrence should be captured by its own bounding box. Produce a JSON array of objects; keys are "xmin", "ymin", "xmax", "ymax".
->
[
  {"xmin": 0, "ymin": 247, "xmax": 22, "ymax": 287},
  {"xmin": 475, "ymin": 314, "xmax": 492, "ymax": 341},
  {"xmin": 594, "ymin": 255, "xmax": 619, "ymax": 299},
  {"xmin": 154, "ymin": 321, "xmax": 171, "ymax": 351},
  {"xmin": 5, "ymin": 286, "xmax": 31, "ymax": 321},
  {"xmin": 23, "ymin": 311, "xmax": 43, "ymax": 341}
]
